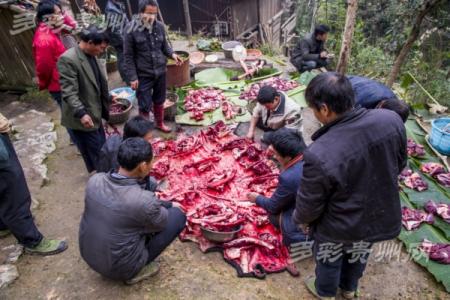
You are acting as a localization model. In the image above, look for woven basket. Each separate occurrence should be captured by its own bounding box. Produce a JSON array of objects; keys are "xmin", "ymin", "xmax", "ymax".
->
[{"xmin": 108, "ymin": 98, "xmax": 132, "ymax": 124}]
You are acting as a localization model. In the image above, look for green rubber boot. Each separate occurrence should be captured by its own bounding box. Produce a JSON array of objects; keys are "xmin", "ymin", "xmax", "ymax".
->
[
  {"xmin": 25, "ymin": 238, "xmax": 68, "ymax": 256},
  {"xmin": 304, "ymin": 276, "xmax": 336, "ymax": 300},
  {"xmin": 0, "ymin": 229, "xmax": 11, "ymax": 238},
  {"xmin": 125, "ymin": 261, "xmax": 160, "ymax": 285},
  {"xmin": 341, "ymin": 289, "xmax": 360, "ymax": 299}
]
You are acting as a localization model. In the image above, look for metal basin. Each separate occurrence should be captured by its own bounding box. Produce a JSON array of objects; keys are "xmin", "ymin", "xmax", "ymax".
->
[{"xmin": 201, "ymin": 225, "xmax": 243, "ymax": 243}]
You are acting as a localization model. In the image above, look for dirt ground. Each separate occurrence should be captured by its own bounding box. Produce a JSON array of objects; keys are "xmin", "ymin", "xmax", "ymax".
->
[
  {"xmin": 0, "ymin": 100, "xmax": 448, "ymax": 300},
  {"xmin": 0, "ymin": 62, "xmax": 449, "ymax": 299}
]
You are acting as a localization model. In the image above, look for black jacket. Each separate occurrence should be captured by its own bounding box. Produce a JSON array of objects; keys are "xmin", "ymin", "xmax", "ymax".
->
[
  {"xmin": 105, "ymin": 0, "xmax": 128, "ymax": 47},
  {"xmin": 293, "ymin": 108, "xmax": 407, "ymax": 244},
  {"xmin": 123, "ymin": 19, "xmax": 173, "ymax": 81},
  {"xmin": 291, "ymin": 33, "xmax": 325, "ymax": 63},
  {"xmin": 97, "ymin": 135, "xmax": 159, "ymax": 191}
]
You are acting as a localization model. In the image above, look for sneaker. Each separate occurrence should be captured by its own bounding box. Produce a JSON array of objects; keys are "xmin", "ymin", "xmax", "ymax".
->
[
  {"xmin": 304, "ymin": 276, "xmax": 335, "ymax": 300},
  {"xmin": 0, "ymin": 229, "xmax": 11, "ymax": 238},
  {"xmin": 341, "ymin": 289, "xmax": 360, "ymax": 299},
  {"xmin": 125, "ymin": 261, "xmax": 160, "ymax": 285},
  {"xmin": 25, "ymin": 238, "xmax": 68, "ymax": 256}
]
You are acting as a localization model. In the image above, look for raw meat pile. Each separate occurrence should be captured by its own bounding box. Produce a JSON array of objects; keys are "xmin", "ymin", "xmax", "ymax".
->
[
  {"xmin": 401, "ymin": 207, "xmax": 434, "ymax": 230},
  {"xmin": 239, "ymin": 77, "xmax": 299, "ymax": 101},
  {"xmin": 420, "ymin": 162, "xmax": 450, "ymax": 188},
  {"xmin": 152, "ymin": 121, "xmax": 298, "ymax": 278},
  {"xmin": 399, "ymin": 169, "xmax": 428, "ymax": 191},
  {"xmin": 436, "ymin": 173, "xmax": 450, "ymax": 187},
  {"xmin": 424, "ymin": 200, "xmax": 450, "ymax": 223},
  {"xmin": 109, "ymin": 102, "xmax": 127, "ymax": 114},
  {"xmin": 420, "ymin": 162, "xmax": 446, "ymax": 177},
  {"xmin": 407, "ymin": 139, "xmax": 425, "ymax": 157},
  {"xmin": 419, "ymin": 239, "xmax": 450, "ymax": 264},
  {"xmin": 222, "ymin": 101, "xmax": 237, "ymax": 120},
  {"xmin": 184, "ymin": 88, "xmax": 225, "ymax": 121}
]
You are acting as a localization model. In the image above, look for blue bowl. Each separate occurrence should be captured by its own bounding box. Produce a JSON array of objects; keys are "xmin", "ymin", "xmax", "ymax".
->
[
  {"xmin": 430, "ymin": 118, "xmax": 450, "ymax": 156},
  {"xmin": 110, "ymin": 87, "xmax": 136, "ymax": 107}
]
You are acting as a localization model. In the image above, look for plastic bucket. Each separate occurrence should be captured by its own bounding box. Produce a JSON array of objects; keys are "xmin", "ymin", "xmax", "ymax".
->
[
  {"xmin": 110, "ymin": 87, "xmax": 137, "ymax": 107},
  {"xmin": 430, "ymin": 117, "xmax": 450, "ymax": 155},
  {"xmin": 222, "ymin": 41, "xmax": 242, "ymax": 59}
]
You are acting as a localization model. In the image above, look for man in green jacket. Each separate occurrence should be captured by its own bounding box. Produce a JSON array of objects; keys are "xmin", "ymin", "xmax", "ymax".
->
[{"xmin": 58, "ymin": 25, "xmax": 113, "ymax": 173}]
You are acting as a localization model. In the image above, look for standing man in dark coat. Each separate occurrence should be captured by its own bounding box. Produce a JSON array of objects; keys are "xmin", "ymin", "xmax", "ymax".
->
[
  {"xmin": 290, "ymin": 24, "xmax": 331, "ymax": 72},
  {"xmin": 123, "ymin": 0, "xmax": 182, "ymax": 132},
  {"xmin": 58, "ymin": 25, "xmax": 113, "ymax": 173},
  {"xmin": 105, "ymin": 0, "xmax": 129, "ymax": 84},
  {"xmin": 293, "ymin": 72, "xmax": 407, "ymax": 299}
]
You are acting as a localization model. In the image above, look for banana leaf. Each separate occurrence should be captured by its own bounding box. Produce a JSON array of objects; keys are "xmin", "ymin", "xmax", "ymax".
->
[
  {"xmin": 405, "ymin": 120, "xmax": 441, "ymax": 164},
  {"xmin": 398, "ymin": 193, "xmax": 450, "ymax": 292},
  {"xmin": 175, "ymin": 96, "xmax": 251, "ymax": 126},
  {"xmin": 297, "ymin": 70, "xmax": 320, "ymax": 86},
  {"xmin": 247, "ymin": 68, "xmax": 282, "ymax": 83},
  {"xmin": 194, "ymin": 68, "xmax": 240, "ymax": 85},
  {"xmin": 194, "ymin": 67, "xmax": 281, "ymax": 89},
  {"xmin": 401, "ymin": 162, "xmax": 450, "ymax": 240},
  {"xmin": 401, "ymin": 120, "xmax": 450, "ymax": 239},
  {"xmin": 287, "ymin": 85, "xmax": 307, "ymax": 108}
]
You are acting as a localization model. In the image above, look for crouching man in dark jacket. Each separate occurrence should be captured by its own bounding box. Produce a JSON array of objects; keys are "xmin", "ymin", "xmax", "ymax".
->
[
  {"xmin": 293, "ymin": 72, "xmax": 407, "ymax": 299},
  {"xmin": 347, "ymin": 75, "xmax": 410, "ymax": 122},
  {"xmin": 290, "ymin": 25, "xmax": 331, "ymax": 73},
  {"xmin": 79, "ymin": 138, "xmax": 186, "ymax": 284},
  {"xmin": 247, "ymin": 128, "xmax": 308, "ymax": 247}
]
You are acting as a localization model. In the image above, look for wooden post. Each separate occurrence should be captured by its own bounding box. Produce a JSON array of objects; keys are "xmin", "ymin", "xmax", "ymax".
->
[
  {"xmin": 182, "ymin": 0, "xmax": 193, "ymax": 46},
  {"xmin": 336, "ymin": 0, "xmax": 358, "ymax": 75},
  {"xmin": 125, "ymin": 0, "xmax": 132, "ymax": 19}
]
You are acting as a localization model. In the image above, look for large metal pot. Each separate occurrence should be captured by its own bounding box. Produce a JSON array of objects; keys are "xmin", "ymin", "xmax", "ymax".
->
[{"xmin": 200, "ymin": 225, "xmax": 243, "ymax": 243}]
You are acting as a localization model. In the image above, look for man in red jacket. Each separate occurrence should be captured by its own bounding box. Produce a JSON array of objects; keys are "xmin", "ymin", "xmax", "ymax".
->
[{"xmin": 32, "ymin": 1, "xmax": 76, "ymax": 144}]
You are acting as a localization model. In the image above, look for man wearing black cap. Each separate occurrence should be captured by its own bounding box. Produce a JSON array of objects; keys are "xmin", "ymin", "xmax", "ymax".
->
[
  {"xmin": 291, "ymin": 24, "xmax": 331, "ymax": 73},
  {"xmin": 246, "ymin": 85, "xmax": 302, "ymax": 140}
]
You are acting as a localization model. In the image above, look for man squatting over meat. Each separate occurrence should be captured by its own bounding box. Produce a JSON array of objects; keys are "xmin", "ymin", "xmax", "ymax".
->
[
  {"xmin": 246, "ymin": 85, "xmax": 303, "ymax": 140},
  {"xmin": 294, "ymin": 72, "xmax": 407, "ymax": 299},
  {"xmin": 247, "ymin": 127, "xmax": 308, "ymax": 247},
  {"xmin": 79, "ymin": 138, "xmax": 186, "ymax": 284},
  {"xmin": 97, "ymin": 115, "xmax": 159, "ymax": 191}
]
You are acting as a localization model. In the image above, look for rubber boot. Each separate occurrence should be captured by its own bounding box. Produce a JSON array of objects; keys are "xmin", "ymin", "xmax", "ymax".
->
[{"xmin": 154, "ymin": 104, "xmax": 171, "ymax": 133}]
